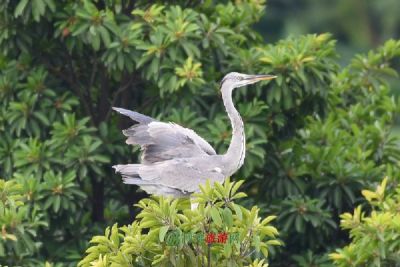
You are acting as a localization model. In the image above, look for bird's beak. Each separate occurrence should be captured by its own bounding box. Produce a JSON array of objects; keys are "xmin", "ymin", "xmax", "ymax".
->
[{"xmin": 246, "ymin": 74, "xmax": 277, "ymax": 82}]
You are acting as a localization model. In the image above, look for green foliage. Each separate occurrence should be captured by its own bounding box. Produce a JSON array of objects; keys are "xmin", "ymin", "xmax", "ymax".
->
[
  {"xmin": 292, "ymin": 250, "xmax": 333, "ymax": 267},
  {"xmin": 0, "ymin": 178, "xmax": 47, "ymax": 265},
  {"xmin": 0, "ymin": 56, "xmax": 105, "ymax": 264},
  {"xmin": 263, "ymin": 0, "xmax": 400, "ymax": 52},
  {"xmin": 79, "ymin": 179, "xmax": 280, "ymax": 267},
  {"xmin": 42, "ymin": 171, "xmax": 86, "ymax": 213},
  {"xmin": 256, "ymin": 39, "xmax": 400, "ymax": 263},
  {"xmin": 0, "ymin": 0, "xmax": 399, "ymax": 266},
  {"xmin": 330, "ymin": 177, "xmax": 400, "ymax": 266},
  {"xmin": 277, "ymin": 196, "xmax": 336, "ymax": 249}
]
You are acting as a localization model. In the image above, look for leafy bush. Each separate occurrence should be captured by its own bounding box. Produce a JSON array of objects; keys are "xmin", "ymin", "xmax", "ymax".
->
[
  {"xmin": 0, "ymin": 179, "xmax": 47, "ymax": 265},
  {"xmin": 79, "ymin": 179, "xmax": 280, "ymax": 267},
  {"xmin": 330, "ymin": 177, "xmax": 400, "ymax": 266},
  {"xmin": 257, "ymin": 39, "xmax": 400, "ymax": 263}
]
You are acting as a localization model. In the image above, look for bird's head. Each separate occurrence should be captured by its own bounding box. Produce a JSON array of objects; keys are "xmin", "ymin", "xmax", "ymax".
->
[{"xmin": 220, "ymin": 72, "xmax": 276, "ymax": 90}]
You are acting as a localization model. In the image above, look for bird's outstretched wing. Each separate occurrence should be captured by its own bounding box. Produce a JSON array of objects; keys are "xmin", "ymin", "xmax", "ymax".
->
[{"xmin": 113, "ymin": 107, "xmax": 216, "ymax": 164}]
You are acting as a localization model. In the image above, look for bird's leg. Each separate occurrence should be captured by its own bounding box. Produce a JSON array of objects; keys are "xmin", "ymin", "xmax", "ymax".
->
[{"xmin": 190, "ymin": 196, "xmax": 198, "ymax": 210}]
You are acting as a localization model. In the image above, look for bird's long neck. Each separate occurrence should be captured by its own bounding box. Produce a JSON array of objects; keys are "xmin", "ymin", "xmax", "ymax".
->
[{"xmin": 221, "ymin": 85, "xmax": 245, "ymax": 176}]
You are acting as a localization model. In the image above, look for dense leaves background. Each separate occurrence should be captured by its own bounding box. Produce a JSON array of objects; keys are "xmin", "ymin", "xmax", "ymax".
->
[{"xmin": 0, "ymin": 0, "xmax": 399, "ymax": 266}]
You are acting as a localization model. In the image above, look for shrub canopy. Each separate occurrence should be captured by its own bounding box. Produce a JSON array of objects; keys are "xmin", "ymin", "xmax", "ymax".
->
[{"xmin": 0, "ymin": 1, "xmax": 399, "ymax": 266}]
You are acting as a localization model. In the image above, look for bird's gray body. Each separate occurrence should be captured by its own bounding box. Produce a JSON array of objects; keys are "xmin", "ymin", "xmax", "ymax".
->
[
  {"xmin": 113, "ymin": 72, "xmax": 275, "ymax": 197},
  {"xmin": 112, "ymin": 110, "xmax": 229, "ymax": 197}
]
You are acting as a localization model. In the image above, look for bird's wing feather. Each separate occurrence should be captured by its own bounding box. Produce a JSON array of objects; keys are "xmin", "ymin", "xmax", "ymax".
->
[
  {"xmin": 136, "ymin": 160, "xmax": 225, "ymax": 193},
  {"xmin": 113, "ymin": 107, "xmax": 216, "ymax": 164},
  {"xmin": 131, "ymin": 122, "xmax": 216, "ymax": 163},
  {"xmin": 112, "ymin": 107, "xmax": 154, "ymax": 124}
]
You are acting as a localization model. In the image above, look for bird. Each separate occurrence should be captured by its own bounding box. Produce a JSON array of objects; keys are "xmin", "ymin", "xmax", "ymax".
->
[{"xmin": 112, "ymin": 72, "xmax": 276, "ymax": 198}]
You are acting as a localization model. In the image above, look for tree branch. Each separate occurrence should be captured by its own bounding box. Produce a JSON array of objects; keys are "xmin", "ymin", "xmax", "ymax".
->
[
  {"xmin": 105, "ymin": 73, "xmax": 136, "ymax": 120},
  {"xmin": 95, "ymin": 64, "xmax": 111, "ymax": 124},
  {"xmin": 41, "ymin": 57, "xmax": 94, "ymax": 123},
  {"xmin": 65, "ymin": 51, "xmax": 96, "ymax": 123},
  {"xmin": 88, "ymin": 53, "xmax": 98, "ymax": 97}
]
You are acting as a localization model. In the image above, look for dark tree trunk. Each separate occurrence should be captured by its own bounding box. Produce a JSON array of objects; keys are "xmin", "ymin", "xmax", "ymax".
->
[{"xmin": 91, "ymin": 178, "xmax": 105, "ymax": 222}]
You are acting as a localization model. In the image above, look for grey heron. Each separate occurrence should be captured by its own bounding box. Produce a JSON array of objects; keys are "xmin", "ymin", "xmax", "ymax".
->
[{"xmin": 113, "ymin": 72, "xmax": 276, "ymax": 198}]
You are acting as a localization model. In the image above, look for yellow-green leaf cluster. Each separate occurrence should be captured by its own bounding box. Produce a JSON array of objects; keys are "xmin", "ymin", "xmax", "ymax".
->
[
  {"xmin": 330, "ymin": 177, "xmax": 400, "ymax": 267},
  {"xmin": 79, "ymin": 179, "xmax": 280, "ymax": 267}
]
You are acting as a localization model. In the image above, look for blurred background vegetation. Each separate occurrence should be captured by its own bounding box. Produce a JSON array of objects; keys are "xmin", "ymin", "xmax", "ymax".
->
[
  {"xmin": 0, "ymin": 0, "xmax": 400, "ymax": 266},
  {"xmin": 258, "ymin": 0, "xmax": 400, "ymax": 104},
  {"xmin": 259, "ymin": 0, "xmax": 400, "ymax": 58}
]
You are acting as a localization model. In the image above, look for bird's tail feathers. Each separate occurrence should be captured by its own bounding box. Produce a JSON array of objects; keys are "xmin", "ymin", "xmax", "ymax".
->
[{"xmin": 113, "ymin": 164, "xmax": 141, "ymax": 176}]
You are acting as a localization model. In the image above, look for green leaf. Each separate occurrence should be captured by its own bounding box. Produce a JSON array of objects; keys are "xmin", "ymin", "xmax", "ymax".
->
[
  {"xmin": 34, "ymin": 111, "xmax": 50, "ymax": 125},
  {"xmin": 44, "ymin": 0, "xmax": 55, "ymax": 12},
  {"xmin": 233, "ymin": 204, "xmax": 242, "ymax": 220},
  {"xmin": 98, "ymin": 26, "xmax": 111, "ymax": 47},
  {"xmin": 32, "ymin": 0, "xmax": 45, "ymax": 21},
  {"xmin": 0, "ymin": 242, "xmax": 4, "ymax": 257},
  {"xmin": 223, "ymin": 207, "xmax": 233, "ymax": 228},
  {"xmin": 14, "ymin": 0, "xmax": 29, "ymax": 17},
  {"xmin": 54, "ymin": 195, "xmax": 61, "ymax": 212},
  {"xmin": 210, "ymin": 206, "xmax": 222, "ymax": 227},
  {"xmin": 92, "ymin": 34, "xmax": 101, "ymax": 51},
  {"xmin": 73, "ymin": 23, "xmax": 90, "ymax": 36},
  {"xmin": 230, "ymin": 180, "xmax": 244, "ymax": 196},
  {"xmin": 295, "ymin": 215, "xmax": 304, "ymax": 233},
  {"xmin": 159, "ymin": 226, "xmax": 169, "ymax": 242}
]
